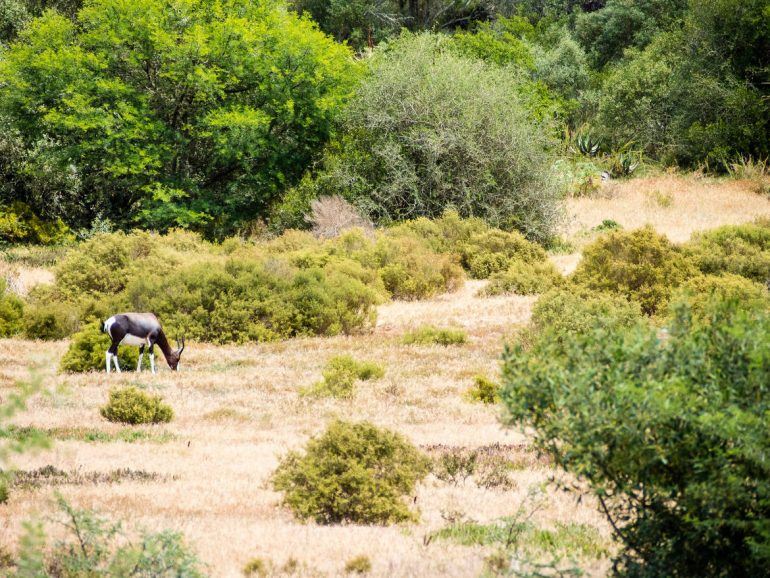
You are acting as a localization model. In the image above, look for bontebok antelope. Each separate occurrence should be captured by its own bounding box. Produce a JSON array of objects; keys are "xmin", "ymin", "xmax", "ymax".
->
[{"xmin": 103, "ymin": 313, "xmax": 185, "ymax": 373}]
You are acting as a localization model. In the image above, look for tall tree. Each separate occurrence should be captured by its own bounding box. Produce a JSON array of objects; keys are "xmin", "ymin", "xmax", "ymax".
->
[{"xmin": 0, "ymin": 0, "xmax": 359, "ymax": 236}]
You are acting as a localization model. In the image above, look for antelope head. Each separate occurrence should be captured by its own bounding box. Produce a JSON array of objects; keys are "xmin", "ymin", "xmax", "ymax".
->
[{"xmin": 169, "ymin": 336, "xmax": 185, "ymax": 371}]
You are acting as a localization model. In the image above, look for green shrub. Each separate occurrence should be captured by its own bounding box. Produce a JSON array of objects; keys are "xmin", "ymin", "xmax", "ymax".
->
[
  {"xmin": 302, "ymin": 355, "xmax": 385, "ymax": 399},
  {"xmin": 466, "ymin": 375, "xmax": 500, "ymax": 404},
  {"xmin": 685, "ymin": 220, "xmax": 770, "ymax": 284},
  {"xmin": 502, "ymin": 297, "xmax": 770, "ymax": 576},
  {"xmin": 460, "ymin": 230, "xmax": 548, "ymax": 279},
  {"xmin": 483, "ymin": 260, "xmax": 562, "ymax": 296},
  {"xmin": 60, "ymin": 323, "xmax": 138, "ymax": 373},
  {"xmin": 307, "ymin": 33, "xmax": 562, "ymax": 243},
  {"xmin": 571, "ymin": 226, "xmax": 698, "ymax": 315},
  {"xmin": 11, "ymin": 497, "xmax": 204, "ymax": 576},
  {"xmin": 272, "ymin": 420, "xmax": 430, "ymax": 525},
  {"xmin": 0, "ymin": 202, "xmax": 72, "ymax": 245},
  {"xmin": 402, "ymin": 326, "xmax": 467, "ymax": 346},
  {"xmin": 23, "ymin": 301, "xmax": 80, "ymax": 340},
  {"xmin": 529, "ymin": 287, "xmax": 645, "ymax": 343},
  {"xmin": 370, "ymin": 233, "xmax": 464, "ymax": 300},
  {"xmin": 0, "ymin": 279, "xmax": 23, "ymax": 337},
  {"xmin": 100, "ymin": 387, "xmax": 173, "ymax": 425},
  {"xmin": 669, "ymin": 274, "xmax": 769, "ymax": 324},
  {"xmin": 344, "ymin": 555, "xmax": 372, "ymax": 574}
]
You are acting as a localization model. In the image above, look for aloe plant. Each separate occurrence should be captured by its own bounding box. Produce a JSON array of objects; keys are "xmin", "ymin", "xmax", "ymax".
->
[{"xmin": 575, "ymin": 133, "xmax": 601, "ymax": 157}]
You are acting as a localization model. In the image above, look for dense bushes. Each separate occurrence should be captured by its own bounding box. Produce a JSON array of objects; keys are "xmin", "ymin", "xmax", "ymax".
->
[
  {"xmin": 0, "ymin": 202, "xmax": 71, "ymax": 245},
  {"xmin": 60, "ymin": 323, "xmax": 138, "ymax": 373},
  {"xmin": 529, "ymin": 286, "xmax": 644, "ymax": 343},
  {"xmin": 272, "ymin": 421, "xmax": 430, "ymax": 524},
  {"xmin": 303, "ymin": 33, "xmax": 562, "ymax": 243},
  {"xmin": 685, "ymin": 220, "xmax": 770, "ymax": 284},
  {"xmin": 0, "ymin": 0, "xmax": 359, "ymax": 235},
  {"xmin": 571, "ymin": 226, "xmax": 698, "ymax": 315},
  {"xmin": 100, "ymin": 387, "xmax": 173, "ymax": 425},
  {"xmin": 502, "ymin": 297, "xmax": 770, "ymax": 576},
  {"xmin": 669, "ymin": 274, "xmax": 769, "ymax": 323},
  {"xmin": 460, "ymin": 230, "xmax": 548, "ymax": 279},
  {"xmin": 483, "ymin": 260, "xmax": 562, "ymax": 296},
  {"xmin": 0, "ymin": 278, "xmax": 23, "ymax": 336}
]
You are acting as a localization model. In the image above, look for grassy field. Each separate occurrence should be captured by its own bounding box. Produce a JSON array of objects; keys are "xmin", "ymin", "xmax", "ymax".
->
[{"xmin": 2, "ymin": 174, "xmax": 769, "ymax": 577}]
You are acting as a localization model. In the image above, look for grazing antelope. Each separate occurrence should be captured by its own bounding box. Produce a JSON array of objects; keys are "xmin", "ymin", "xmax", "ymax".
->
[{"xmin": 103, "ymin": 313, "xmax": 185, "ymax": 374}]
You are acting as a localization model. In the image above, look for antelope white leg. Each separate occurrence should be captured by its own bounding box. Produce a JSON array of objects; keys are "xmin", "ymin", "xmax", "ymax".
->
[
  {"xmin": 106, "ymin": 352, "xmax": 111, "ymax": 373},
  {"xmin": 150, "ymin": 354, "xmax": 156, "ymax": 374},
  {"xmin": 113, "ymin": 355, "xmax": 121, "ymax": 373},
  {"xmin": 136, "ymin": 353, "xmax": 143, "ymax": 372}
]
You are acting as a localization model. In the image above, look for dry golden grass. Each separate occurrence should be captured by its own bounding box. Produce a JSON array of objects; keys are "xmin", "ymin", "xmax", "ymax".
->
[
  {"xmin": 565, "ymin": 173, "xmax": 770, "ymax": 243},
  {"xmin": 2, "ymin": 173, "xmax": 765, "ymax": 576}
]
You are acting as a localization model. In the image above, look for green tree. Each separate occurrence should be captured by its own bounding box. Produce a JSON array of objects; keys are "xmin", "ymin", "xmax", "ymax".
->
[
  {"xmin": 303, "ymin": 33, "xmax": 562, "ymax": 243},
  {"xmin": 0, "ymin": 0, "xmax": 359, "ymax": 236},
  {"xmin": 502, "ymin": 298, "xmax": 770, "ymax": 576}
]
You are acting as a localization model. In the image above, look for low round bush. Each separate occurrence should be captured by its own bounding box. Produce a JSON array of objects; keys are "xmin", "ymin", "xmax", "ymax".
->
[
  {"xmin": 460, "ymin": 230, "xmax": 548, "ymax": 279},
  {"xmin": 272, "ymin": 421, "xmax": 430, "ymax": 524},
  {"xmin": 669, "ymin": 274, "xmax": 769, "ymax": 323},
  {"xmin": 100, "ymin": 387, "xmax": 173, "ymax": 425},
  {"xmin": 23, "ymin": 301, "xmax": 80, "ymax": 340},
  {"xmin": 60, "ymin": 323, "xmax": 138, "ymax": 373},
  {"xmin": 301, "ymin": 355, "xmax": 385, "ymax": 399},
  {"xmin": 530, "ymin": 286, "xmax": 644, "ymax": 343},
  {"xmin": 571, "ymin": 226, "xmax": 698, "ymax": 315},
  {"xmin": 483, "ymin": 260, "xmax": 562, "ymax": 296},
  {"xmin": 466, "ymin": 375, "xmax": 500, "ymax": 404},
  {"xmin": 370, "ymin": 234, "xmax": 464, "ymax": 300},
  {"xmin": 685, "ymin": 220, "xmax": 770, "ymax": 284},
  {"xmin": 0, "ymin": 279, "xmax": 24, "ymax": 337}
]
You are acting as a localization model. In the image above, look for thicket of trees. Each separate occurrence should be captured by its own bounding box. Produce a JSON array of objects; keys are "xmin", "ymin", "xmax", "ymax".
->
[{"xmin": 0, "ymin": 0, "xmax": 767, "ymax": 239}]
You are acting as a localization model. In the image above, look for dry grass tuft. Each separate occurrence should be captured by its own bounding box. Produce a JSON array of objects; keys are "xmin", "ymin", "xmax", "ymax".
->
[{"xmin": 308, "ymin": 195, "xmax": 374, "ymax": 239}]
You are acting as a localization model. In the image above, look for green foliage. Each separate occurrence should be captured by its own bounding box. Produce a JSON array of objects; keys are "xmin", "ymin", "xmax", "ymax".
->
[
  {"xmin": 99, "ymin": 387, "xmax": 173, "ymax": 425},
  {"xmin": 685, "ymin": 220, "xmax": 770, "ymax": 283},
  {"xmin": 344, "ymin": 555, "xmax": 372, "ymax": 574},
  {"xmin": 371, "ymin": 232, "xmax": 464, "ymax": 299},
  {"xmin": 22, "ymin": 300, "xmax": 79, "ymax": 340},
  {"xmin": 402, "ymin": 325, "xmax": 467, "ymax": 346},
  {"xmin": 669, "ymin": 274, "xmax": 769, "ymax": 323},
  {"xmin": 433, "ymin": 518, "xmax": 607, "ymax": 559},
  {"xmin": 483, "ymin": 260, "xmax": 562, "ymax": 296},
  {"xmin": 502, "ymin": 298, "xmax": 770, "ymax": 576},
  {"xmin": 0, "ymin": 278, "xmax": 23, "ymax": 336},
  {"xmin": 597, "ymin": 28, "xmax": 768, "ymax": 166},
  {"xmin": 272, "ymin": 420, "xmax": 430, "ymax": 524},
  {"xmin": 451, "ymin": 17, "xmax": 535, "ymax": 69},
  {"xmin": 0, "ymin": 202, "xmax": 71, "ymax": 245},
  {"xmin": 574, "ymin": 132, "xmax": 601, "ymax": 157},
  {"xmin": 529, "ymin": 286, "xmax": 644, "ymax": 343},
  {"xmin": 460, "ymin": 230, "xmax": 548, "ymax": 279},
  {"xmin": 0, "ymin": 0, "xmax": 359, "ymax": 236},
  {"xmin": 11, "ymin": 497, "xmax": 205, "ymax": 577},
  {"xmin": 466, "ymin": 375, "xmax": 500, "ymax": 404},
  {"xmin": 60, "ymin": 323, "xmax": 138, "ymax": 373},
  {"xmin": 302, "ymin": 355, "xmax": 385, "ymax": 398},
  {"xmin": 310, "ymin": 33, "xmax": 562, "ymax": 243},
  {"xmin": 571, "ymin": 226, "xmax": 698, "ymax": 315},
  {"xmin": 593, "ymin": 219, "xmax": 622, "ymax": 232}
]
